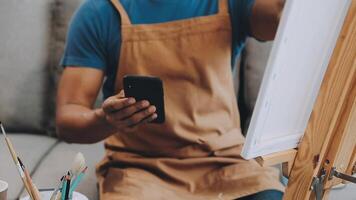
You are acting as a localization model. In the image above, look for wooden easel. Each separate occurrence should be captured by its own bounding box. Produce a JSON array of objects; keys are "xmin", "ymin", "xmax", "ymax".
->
[{"xmin": 255, "ymin": 1, "xmax": 356, "ymax": 199}]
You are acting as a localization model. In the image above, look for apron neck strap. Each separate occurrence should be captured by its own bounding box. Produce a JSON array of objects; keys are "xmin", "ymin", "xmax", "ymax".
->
[
  {"xmin": 111, "ymin": 0, "xmax": 132, "ymax": 26},
  {"xmin": 218, "ymin": 0, "xmax": 229, "ymax": 15},
  {"xmin": 111, "ymin": 0, "xmax": 228, "ymax": 25}
]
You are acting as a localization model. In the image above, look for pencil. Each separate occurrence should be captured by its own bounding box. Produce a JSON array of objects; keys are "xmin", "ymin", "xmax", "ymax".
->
[
  {"xmin": 0, "ymin": 122, "xmax": 35, "ymax": 200},
  {"xmin": 69, "ymin": 167, "xmax": 87, "ymax": 195}
]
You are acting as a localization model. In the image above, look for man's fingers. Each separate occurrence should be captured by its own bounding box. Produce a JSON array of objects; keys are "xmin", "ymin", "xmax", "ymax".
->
[
  {"xmin": 102, "ymin": 91, "xmax": 158, "ymax": 130},
  {"xmin": 111, "ymin": 101, "xmax": 151, "ymax": 120},
  {"xmin": 123, "ymin": 106, "xmax": 157, "ymax": 127},
  {"xmin": 105, "ymin": 106, "xmax": 157, "ymax": 130},
  {"xmin": 122, "ymin": 126, "xmax": 138, "ymax": 133},
  {"xmin": 102, "ymin": 97, "xmax": 135, "ymax": 113},
  {"xmin": 133, "ymin": 113, "xmax": 158, "ymax": 127},
  {"xmin": 105, "ymin": 114, "xmax": 124, "ymax": 126}
]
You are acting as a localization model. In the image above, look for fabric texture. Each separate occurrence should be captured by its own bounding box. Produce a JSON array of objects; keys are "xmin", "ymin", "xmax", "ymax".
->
[
  {"xmin": 60, "ymin": 0, "xmax": 255, "ymax": 99},
  {"xmin": 97, "ymin": 0, "xmax": 284, "ymax": 199}
]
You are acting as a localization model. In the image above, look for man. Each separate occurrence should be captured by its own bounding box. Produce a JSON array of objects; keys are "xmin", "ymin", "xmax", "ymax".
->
[{"xmin": 57, "ymin": 0, "xmax": 285, "ymax": 199}]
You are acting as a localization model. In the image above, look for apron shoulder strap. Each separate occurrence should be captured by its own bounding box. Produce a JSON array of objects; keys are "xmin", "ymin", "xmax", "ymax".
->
[
  {"xmin": 111, "ymin": 0, "xmax": 228, "ymax": 25},
  {"xmin": 218, "ymin": 0, "xmax": 229, "ymax": 15},
  {"xmin": 110, "ymin": 0, "xmax": 132, "ymax": 26}
]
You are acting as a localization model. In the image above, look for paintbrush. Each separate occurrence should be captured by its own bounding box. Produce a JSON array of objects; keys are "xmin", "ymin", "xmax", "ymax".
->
[
  {"xmin": 18, "ymin": 157, "xmax": 35, "ymax": 199},
  {"xmin": 69, "ymin": 167, "xmax": 87, "ymax": 195},
  {"xmin": 55, "ymin": 191, "xmax": 62, "ymax": 200},
  {"xmin": 50, "ymin": 176, "xmax": 64, "ymax": 200},
  {"xmin": 18, "ymin": 157, "xmax": 41, "ymax": 200},
  {"xmin": 70, "ymin": 152, "xmax": 86, "ymax": 179},
  {"xmin": 0, "ymin": 122, "xmax": 35, "ymax": 200},
  {"xmin": 68, "ymin": 152, "xmax": 87, "ymax": 198},
  {"xmin": 32, "ymin": 185, "xmax": 42, "ymax": 200},
  {"xmin": 52, "ymin": 153, "xmax": 86, "ymax": 200}
]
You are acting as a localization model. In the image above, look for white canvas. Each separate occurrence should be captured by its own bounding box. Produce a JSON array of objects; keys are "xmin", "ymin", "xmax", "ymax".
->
[{"xmin": 241, "ymin": 0, "xmax": 351, "ymax": 159}]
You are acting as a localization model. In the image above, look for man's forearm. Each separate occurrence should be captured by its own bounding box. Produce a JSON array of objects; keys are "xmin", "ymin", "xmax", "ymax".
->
[{"xmin": 56, "ymin": 104, "xmax": 116, "ymax": 144}]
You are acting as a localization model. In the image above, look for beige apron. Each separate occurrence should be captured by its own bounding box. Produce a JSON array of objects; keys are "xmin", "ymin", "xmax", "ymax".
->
[{"xmin": 96, "ymin": 0, "xmax": 284, "ymax": 199}]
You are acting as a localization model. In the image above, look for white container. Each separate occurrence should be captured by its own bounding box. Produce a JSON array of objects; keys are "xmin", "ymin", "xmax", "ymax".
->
[
  {"xmin": 0, "ymin": 180, "xmax": 8, "ymax": 200},
  {"xmin": 20, "ymin": 191, "xmax": 88, "ymax": 200}
]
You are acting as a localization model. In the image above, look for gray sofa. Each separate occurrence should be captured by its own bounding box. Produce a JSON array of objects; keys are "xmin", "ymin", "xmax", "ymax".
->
[
  {"xmin": 0, "ymin": 1, "xmax": 104, "ymax": 199},
  {"xmin": 1, "ymin": 1, "xmax": 353, "ymax": 200}
]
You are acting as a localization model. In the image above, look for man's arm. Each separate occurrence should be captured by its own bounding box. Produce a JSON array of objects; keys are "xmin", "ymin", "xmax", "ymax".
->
[
  {"xmin": 249, "ymin": 0, "xmax": 285, "ymax": 41},
  {"xmin": 56, "ymin": 67, "xmax": 157, "ymax": 144}
]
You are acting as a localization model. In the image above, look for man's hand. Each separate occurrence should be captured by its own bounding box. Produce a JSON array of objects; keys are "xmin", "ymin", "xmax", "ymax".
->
[
  {"xmin": 250, "ymin": 0, "xmax": 285, "ymax": 41},
  {"xmin": 99, "ymin": 90, "xmax": 157, "ymax": 131},
  {"xmin": 56, "ymin": 67, "xmax": 159, "ymax": 143}
]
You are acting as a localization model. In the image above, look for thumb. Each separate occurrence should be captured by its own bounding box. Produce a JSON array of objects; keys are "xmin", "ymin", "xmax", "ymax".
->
[{"xmin": 114, "ymin": 90, "xmax": 125, "ymax": 98}]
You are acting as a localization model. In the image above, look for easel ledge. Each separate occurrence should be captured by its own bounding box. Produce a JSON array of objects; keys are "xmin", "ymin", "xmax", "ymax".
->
[{"xmin": 256, "ymin": 149, "xmax": 297, "ymax": 177}]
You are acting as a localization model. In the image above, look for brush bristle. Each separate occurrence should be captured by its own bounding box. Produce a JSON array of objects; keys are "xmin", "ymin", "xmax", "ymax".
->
[
  {"xmin": 0, "ymin": 122, "xmax": 7, "ymax": 137},
  {"xmin": 70, "ymin": 152, "xmax": 86, "ymax": 176},
  {"xmin": 55, "ymin": 191, "xmax": 61, "ymax": 200}
]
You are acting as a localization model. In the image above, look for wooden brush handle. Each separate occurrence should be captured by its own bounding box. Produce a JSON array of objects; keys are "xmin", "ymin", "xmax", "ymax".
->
[
  {"xmin": 22, "ymin": 176, "xmax": 35, "ymax": 200},
  {"xmin": 4, "ymin": 137, "xmax": 37, "ymax": 199},
  {"xmin": 24, "ymin": 169, "xmax": 40, "ymax": 200},
  {"xmin": 5, "ymin": 137, "xmax": 18, "ymax": 162},
  {"xmin": 32, "ymin": 184, "xmax": 42, "ymax": 200}
]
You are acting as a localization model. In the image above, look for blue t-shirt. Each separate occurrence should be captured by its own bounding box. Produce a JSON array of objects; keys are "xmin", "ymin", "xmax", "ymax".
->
[{"xmin": 61, "ymin": 0, "xmax": 255, "ymax": 99}]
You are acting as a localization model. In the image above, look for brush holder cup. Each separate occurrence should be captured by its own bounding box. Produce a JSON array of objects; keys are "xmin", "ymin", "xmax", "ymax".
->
[
  {"xmin": 20, "ymin": 190, "xmax": 88, "ymax": 200},
  {"xmin": 0, "ymin": 180, "xmax": 8, "ymax": 200}
]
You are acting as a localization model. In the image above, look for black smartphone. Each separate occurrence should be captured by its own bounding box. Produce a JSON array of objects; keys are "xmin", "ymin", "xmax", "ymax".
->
[{"xmin": 123, "ymin": 75, "xmax": 165, "ymax": 123}]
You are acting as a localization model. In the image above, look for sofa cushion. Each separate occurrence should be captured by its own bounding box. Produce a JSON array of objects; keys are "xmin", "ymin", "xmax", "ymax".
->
[
  {"xmin": 0, "ymin": 0, "xmax": 83, "ymax": 134},
  {"xmin": 25, "ymin": 141, "xmax": 105, "ymax": 200},
  {"xmin": 0, "ymin": 0, "xmax": 56, "ymax": 133},
  {"xmin": 0, "ymin": 134, "xmax": 58, "ymax": 200}
]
